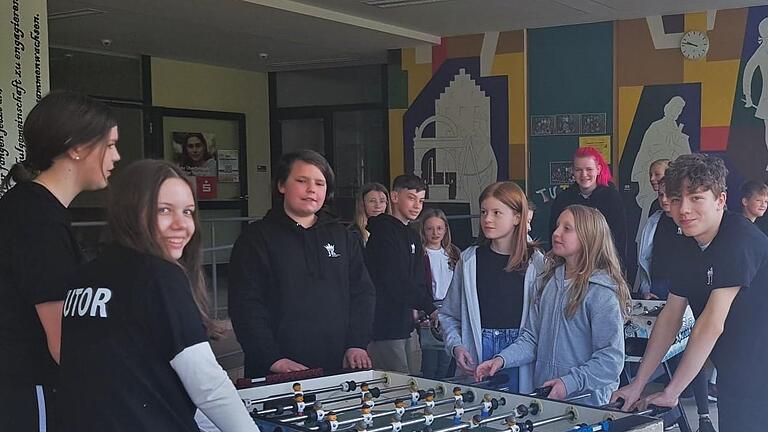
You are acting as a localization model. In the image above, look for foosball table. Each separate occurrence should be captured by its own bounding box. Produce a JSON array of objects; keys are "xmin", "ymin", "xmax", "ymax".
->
[
  {"xmin": 237, "ymin": 370, "xmax": 664, "ymax": 432},
  {"xmin": 624, "ymin": 300, "xmax": 695, "ymax": 361}
]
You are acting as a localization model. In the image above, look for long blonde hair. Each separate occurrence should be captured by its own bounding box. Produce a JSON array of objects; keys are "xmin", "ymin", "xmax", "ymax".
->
[
  {"xmin": 418, "ymin": 208, "xmax": 460, "ymax": 270},
  {"xmin": 539, "ymin": 205, "xmax": 630, "ymax": 319},
  {"xmin": 353, "ymin": 183, "xmax": 390, "ymax": 243},
  {"xmin": 477, "ymin": 181, "xmax": 537, "ymax": 272}
]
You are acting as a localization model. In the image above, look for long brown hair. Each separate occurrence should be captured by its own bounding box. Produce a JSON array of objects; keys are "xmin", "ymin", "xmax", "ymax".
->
[
  {"xmin": 354, "ymin": 182, "xmax": 390, "ymax": 243},
  {"xmin": 477, "ymin": 181, "xmax": 536, "ymax": 272},
  {"xmin": 418, "ymin": 208, "xmax": 460, "ymax": 270},
  {"xmin": 108, "ymin": 159, "xmax": 222, "ymax": 338},
  {"xmin": 539, "ymin": 205, "xmax": 630, "ymax": 319},
  {"xmin": 2, "ymin": 91, "xmax": 117, "ymax": 191}
]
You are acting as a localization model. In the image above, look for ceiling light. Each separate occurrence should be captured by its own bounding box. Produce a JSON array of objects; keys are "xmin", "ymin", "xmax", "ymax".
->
[
  {"xmin": 361, "ymin": 0, "xmax": 455, "ymax": 9},
  {"xmin": 267, "ymin": 57, "xmax": 361, "ymax": 68},
  {"xmin": 48, "ymin": 8, "xmax": 105, "ymax": 21}
]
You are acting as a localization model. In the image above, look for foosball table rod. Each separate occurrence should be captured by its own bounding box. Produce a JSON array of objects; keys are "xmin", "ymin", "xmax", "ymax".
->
[
  {"xmin": 359, "ymin": 396, "xmax": 506, "ymax": 432},
  {"xmin": 280, "ymin": 387, "xmax": 443, "ymax": 424},
  {"xmin": 255, "ymin": 384, "xmax": 412, "ymax": 417},
  {"xmin": 247, "ymin": 377, "xmax": 389, "ymax": 406}
]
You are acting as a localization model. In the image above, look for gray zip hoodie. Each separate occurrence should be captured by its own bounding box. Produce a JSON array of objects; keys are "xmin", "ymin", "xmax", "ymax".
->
[{"xmin": 497, "ymin": 264, "xmax": 625, "ymax": 406}]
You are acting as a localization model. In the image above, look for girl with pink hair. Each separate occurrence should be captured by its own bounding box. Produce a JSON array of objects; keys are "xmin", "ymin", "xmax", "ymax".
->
[{"xmin": 548, "ymin": 147, "xmax": 626, "ymax": 265}]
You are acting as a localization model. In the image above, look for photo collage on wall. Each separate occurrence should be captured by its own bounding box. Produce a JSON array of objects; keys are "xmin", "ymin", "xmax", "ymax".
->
[{"xmin": 530, "ymin": 112, "xmax": 607, "ymax": 136}]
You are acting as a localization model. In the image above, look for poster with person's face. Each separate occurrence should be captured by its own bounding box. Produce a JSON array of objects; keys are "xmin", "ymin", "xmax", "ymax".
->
[{"xmin": 172, "ymin": 131, "xmax": 218, "ymax": 177}]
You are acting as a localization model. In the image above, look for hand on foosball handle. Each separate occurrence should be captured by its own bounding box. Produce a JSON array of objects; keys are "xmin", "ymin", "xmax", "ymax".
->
[
  {"xmin": 610, "ymin": 381, "xmax": 644, "ymax": 411},
  {"xmin": 635, "ymin": 389, "xmax": 679, "ymax": 413},
  {"xmin": 540, "ymin": 378, "xmax": 567, "ymax": 400},
  {"xmin": 473, "ymin": 356, "xmax": 501, "ymax": 382},
  {"xmin": 270, "ymin": 358, "xmax": 310, "ymax": 373},
  {"xmin": 343, "ymin": 348, "xmax": 372, "ymax": 369}
]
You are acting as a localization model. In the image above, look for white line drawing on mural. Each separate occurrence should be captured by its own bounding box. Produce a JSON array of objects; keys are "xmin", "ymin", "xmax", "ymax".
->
[
  {"xmin": 743, "ymin": 17, "xmax": 768, "ymax": 170},
  {"xmin": 581, "ymin": 113, "xmax": 607, "ymax": 134},
  {"xmin": 631, "ymin": 96, "xmax": 691, "ymax": 244},
  {"xmin": 549, "ymin": 161, "xmax": 573, "ymax": 185},
  {"xmin": 531, "ymin": 115, "xmax": 554, "ymax": 136},
  {"xmin": 413, "ymin": 69, "xmax": 496, "ymax": 236},
  {"xmin": 555, "ymin": 114, "xmax": 580, "ymax": 135}
]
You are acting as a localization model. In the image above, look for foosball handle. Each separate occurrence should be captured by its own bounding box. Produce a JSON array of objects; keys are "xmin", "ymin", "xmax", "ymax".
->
[
  {"xmin": 487, "ymin": 372, "xmax": 510, "ymax": 386},
  {"xmin": 644, "ymin": 404, "xmax": 672, "ymax": 417},
  {"xmin": 530, "ymin": 385, "xmax": 552, "ymax": 398},
  {"xmin": 266, "ymin": 368, "xmax": 325, "ymax": 384},
  {"xmin": 601, "ymin": 397, "xmax": 625, "ymax": 410}
]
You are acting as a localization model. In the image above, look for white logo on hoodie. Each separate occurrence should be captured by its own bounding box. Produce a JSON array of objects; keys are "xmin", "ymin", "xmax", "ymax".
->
[
  {"xmin": 324, "ymin": 243, "xmax": 341, "ymax": 258},
  {"xmin": 410, "ymin": 243, "xmax": 416, "ymax": 254}
]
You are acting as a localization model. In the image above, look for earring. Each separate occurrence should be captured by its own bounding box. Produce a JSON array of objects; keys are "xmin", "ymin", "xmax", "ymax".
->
[{"xmin": 75, "ymin": 156, "xmax": 80, "ymax": 160}]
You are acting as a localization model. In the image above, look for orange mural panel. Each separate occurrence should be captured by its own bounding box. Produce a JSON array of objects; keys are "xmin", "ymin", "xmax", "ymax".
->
[
  {"xmin": 616, "ymin": 18, "xmax": 683, "ymax": 87},
  {"xmin": 443, "ymin": 34, "xmax": 484, "ymax": 58},
  {"xmin": 496, "ymin": 30, "xmax": 524, "ymax": 54},
  {"xmin": 708, "ymin": 8, "xmax": 748, "ymax": 61}
]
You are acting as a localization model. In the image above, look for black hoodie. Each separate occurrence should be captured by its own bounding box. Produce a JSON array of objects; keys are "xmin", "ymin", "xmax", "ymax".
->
[
  {"xmin": 228, "ymin": 207, "xmax": 375, "ymax": 378},
  {"xmin": 548, "ymin": 183, "xmax": 627, "ymax": 264},
  {"xmin": 365, "ymin": 213, "xmax": 436, "ymax": 341}
]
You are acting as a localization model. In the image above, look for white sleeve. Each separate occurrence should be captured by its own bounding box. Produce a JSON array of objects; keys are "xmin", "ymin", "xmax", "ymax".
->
[
  {"xmin": 170, "ymin": 342, "xmax": 260, "ymax": 432},
  {"xmin": 195, "ymin": 410, "xmax": 222, "ymax": 432}
]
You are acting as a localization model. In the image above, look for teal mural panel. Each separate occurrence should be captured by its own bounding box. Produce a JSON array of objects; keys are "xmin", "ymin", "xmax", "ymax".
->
[{"xmin": 527, "ymin": 22, "xmax": 614, "ymax": 245}]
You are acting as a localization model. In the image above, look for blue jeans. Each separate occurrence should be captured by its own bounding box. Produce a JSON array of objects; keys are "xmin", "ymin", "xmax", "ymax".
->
[{"xmin": 481, "ymin": 328, "xmax": 520, "ymax": 392}]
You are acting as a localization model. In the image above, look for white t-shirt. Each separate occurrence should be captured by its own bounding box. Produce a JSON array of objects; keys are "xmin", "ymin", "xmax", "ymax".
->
[{"xmin": 426, "ymin": 247, "xmax": 454, "ymax": 301}]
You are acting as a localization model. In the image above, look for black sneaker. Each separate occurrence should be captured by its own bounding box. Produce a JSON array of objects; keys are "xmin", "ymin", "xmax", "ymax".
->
[{"xmin": 698, "ymin": 417, "xmax": 716, "ymax": 432}]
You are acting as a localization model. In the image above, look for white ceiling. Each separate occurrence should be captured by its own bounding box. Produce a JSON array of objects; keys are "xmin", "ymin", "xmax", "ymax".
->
[{"xmin": 48, "ymin": 0, "xmax": 767, "ymax": 71}]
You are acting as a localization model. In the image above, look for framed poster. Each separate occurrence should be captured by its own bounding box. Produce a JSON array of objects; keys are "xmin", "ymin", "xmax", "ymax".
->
[{"xmin": 152, "ymin": 107, "xmax": 247, "ymax": 213}]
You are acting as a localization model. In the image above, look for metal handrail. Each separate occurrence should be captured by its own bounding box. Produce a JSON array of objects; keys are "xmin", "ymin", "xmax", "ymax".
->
[{"xmin": 70, "ymin": 213, "xmax": 483, "ymax": 319}]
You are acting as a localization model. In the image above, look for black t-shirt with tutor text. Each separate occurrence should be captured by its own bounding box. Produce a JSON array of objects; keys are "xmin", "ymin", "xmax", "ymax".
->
[
  {"xmin": 60, "ymin": 245, "xmax": 208, "ymax": 432},
  {"xmin": 669, "ymin": 212, "xmax": 768, "ymax": 401},
  {"xmin": 0, "ymin": 181, "xmax": 83, "ymax": 386},
  {"xmin": 476, "ymin": 245, "xmax": 525, "ymax": 329}
]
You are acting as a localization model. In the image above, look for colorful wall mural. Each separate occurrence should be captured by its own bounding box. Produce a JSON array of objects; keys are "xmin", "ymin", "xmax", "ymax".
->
[
  {"xmin": 388, "ymin": 6, "xmax": 768, "ymax": 273},
  {"xmin": 388, "ymin": 32, "xmax": 526, "ymax": 239}
]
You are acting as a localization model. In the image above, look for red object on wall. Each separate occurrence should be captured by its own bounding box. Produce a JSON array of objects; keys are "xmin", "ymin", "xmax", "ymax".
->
[
  {"xmin": 432, "ymin": 41, "xmax": 447, "ymax": 74},
  {"xmin": 196, "ymin": 176, "xmax": 218, "ymax": 200},
  {"xmin": 700, "ymin": 126, "xmax": 730, "ymax": 152}
]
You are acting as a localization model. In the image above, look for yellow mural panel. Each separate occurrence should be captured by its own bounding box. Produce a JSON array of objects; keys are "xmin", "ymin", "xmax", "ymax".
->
[
  {"xmin": 685, "ymin": 12, "xmax": 708, "ymax": 32},
  {"xmin": 401, "ymin": 48, "xmax": 433, "ymax": 105},
  {"xmin": 388, "ymin": 109, "xmax": 406, "ymax": 181},
  {"xmin": 618, "ymin": 86, "xmax": 644, "ymax": 160},
  {"xmin": 491, "ymin": 53, "xmax": 526, "ymax": 146},
  {"xmin": 684, "ymin": 58, "xmax": 740, "ymax": 127}
]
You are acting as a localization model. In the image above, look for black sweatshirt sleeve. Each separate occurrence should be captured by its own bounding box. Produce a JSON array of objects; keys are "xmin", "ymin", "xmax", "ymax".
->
[
  {"xmin": 345, "ymin": 233, "xmax": 376, "ymax": 349},
  {"xmin": 227, "ymin": 224, "xmax": 282, "ymax": 374},
  {"xmin": 413, "ymin": 241, "xmax": 436, "ymax": 315},
  {"xmin": 604, "ymin": 187, "xmax": 627, "ymax": 265},
  {"xmin": 365, "ymin": 224, "xmax": 423, "ymax": 308}
]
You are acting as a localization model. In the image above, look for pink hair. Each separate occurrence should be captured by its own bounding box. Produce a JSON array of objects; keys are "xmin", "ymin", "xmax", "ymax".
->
[{"xmin": 573, "ymin": 147, "xmax": 612, "ymax": 187}]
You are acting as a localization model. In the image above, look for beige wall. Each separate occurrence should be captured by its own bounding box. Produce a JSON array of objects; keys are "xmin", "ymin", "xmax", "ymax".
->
[{"xmin": 151, "ymin": 58, "xmax": 271, "ymax": 217}]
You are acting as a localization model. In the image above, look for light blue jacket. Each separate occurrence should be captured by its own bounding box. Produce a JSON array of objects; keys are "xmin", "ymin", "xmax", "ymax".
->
[
  {"xmin": 496, "ymin": 265, "xmax": 625, "ymax": 406},
  {"xmin": 634, "ymin": 210, "xmax": 662, "ymax": 296},
  {"xmin": 439, "ymin": 246, "xmax": 544, "ymax": 393}
]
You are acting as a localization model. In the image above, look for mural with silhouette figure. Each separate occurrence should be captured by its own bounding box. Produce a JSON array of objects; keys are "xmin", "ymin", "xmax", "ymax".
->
[
  {"xmin": 403, "ymin": 58, "xmax": 509, "ymax": 238},
  {"xmin": 631, "ymin": 95, "xmax": 692, "ymax": 243},
  {"xmin": 618, "ymin": 84, "xmax": 701, "ymax": 282},
  {"xmin": 743, "ymin": 17, "xmax": 768, "ymax": 171}
]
